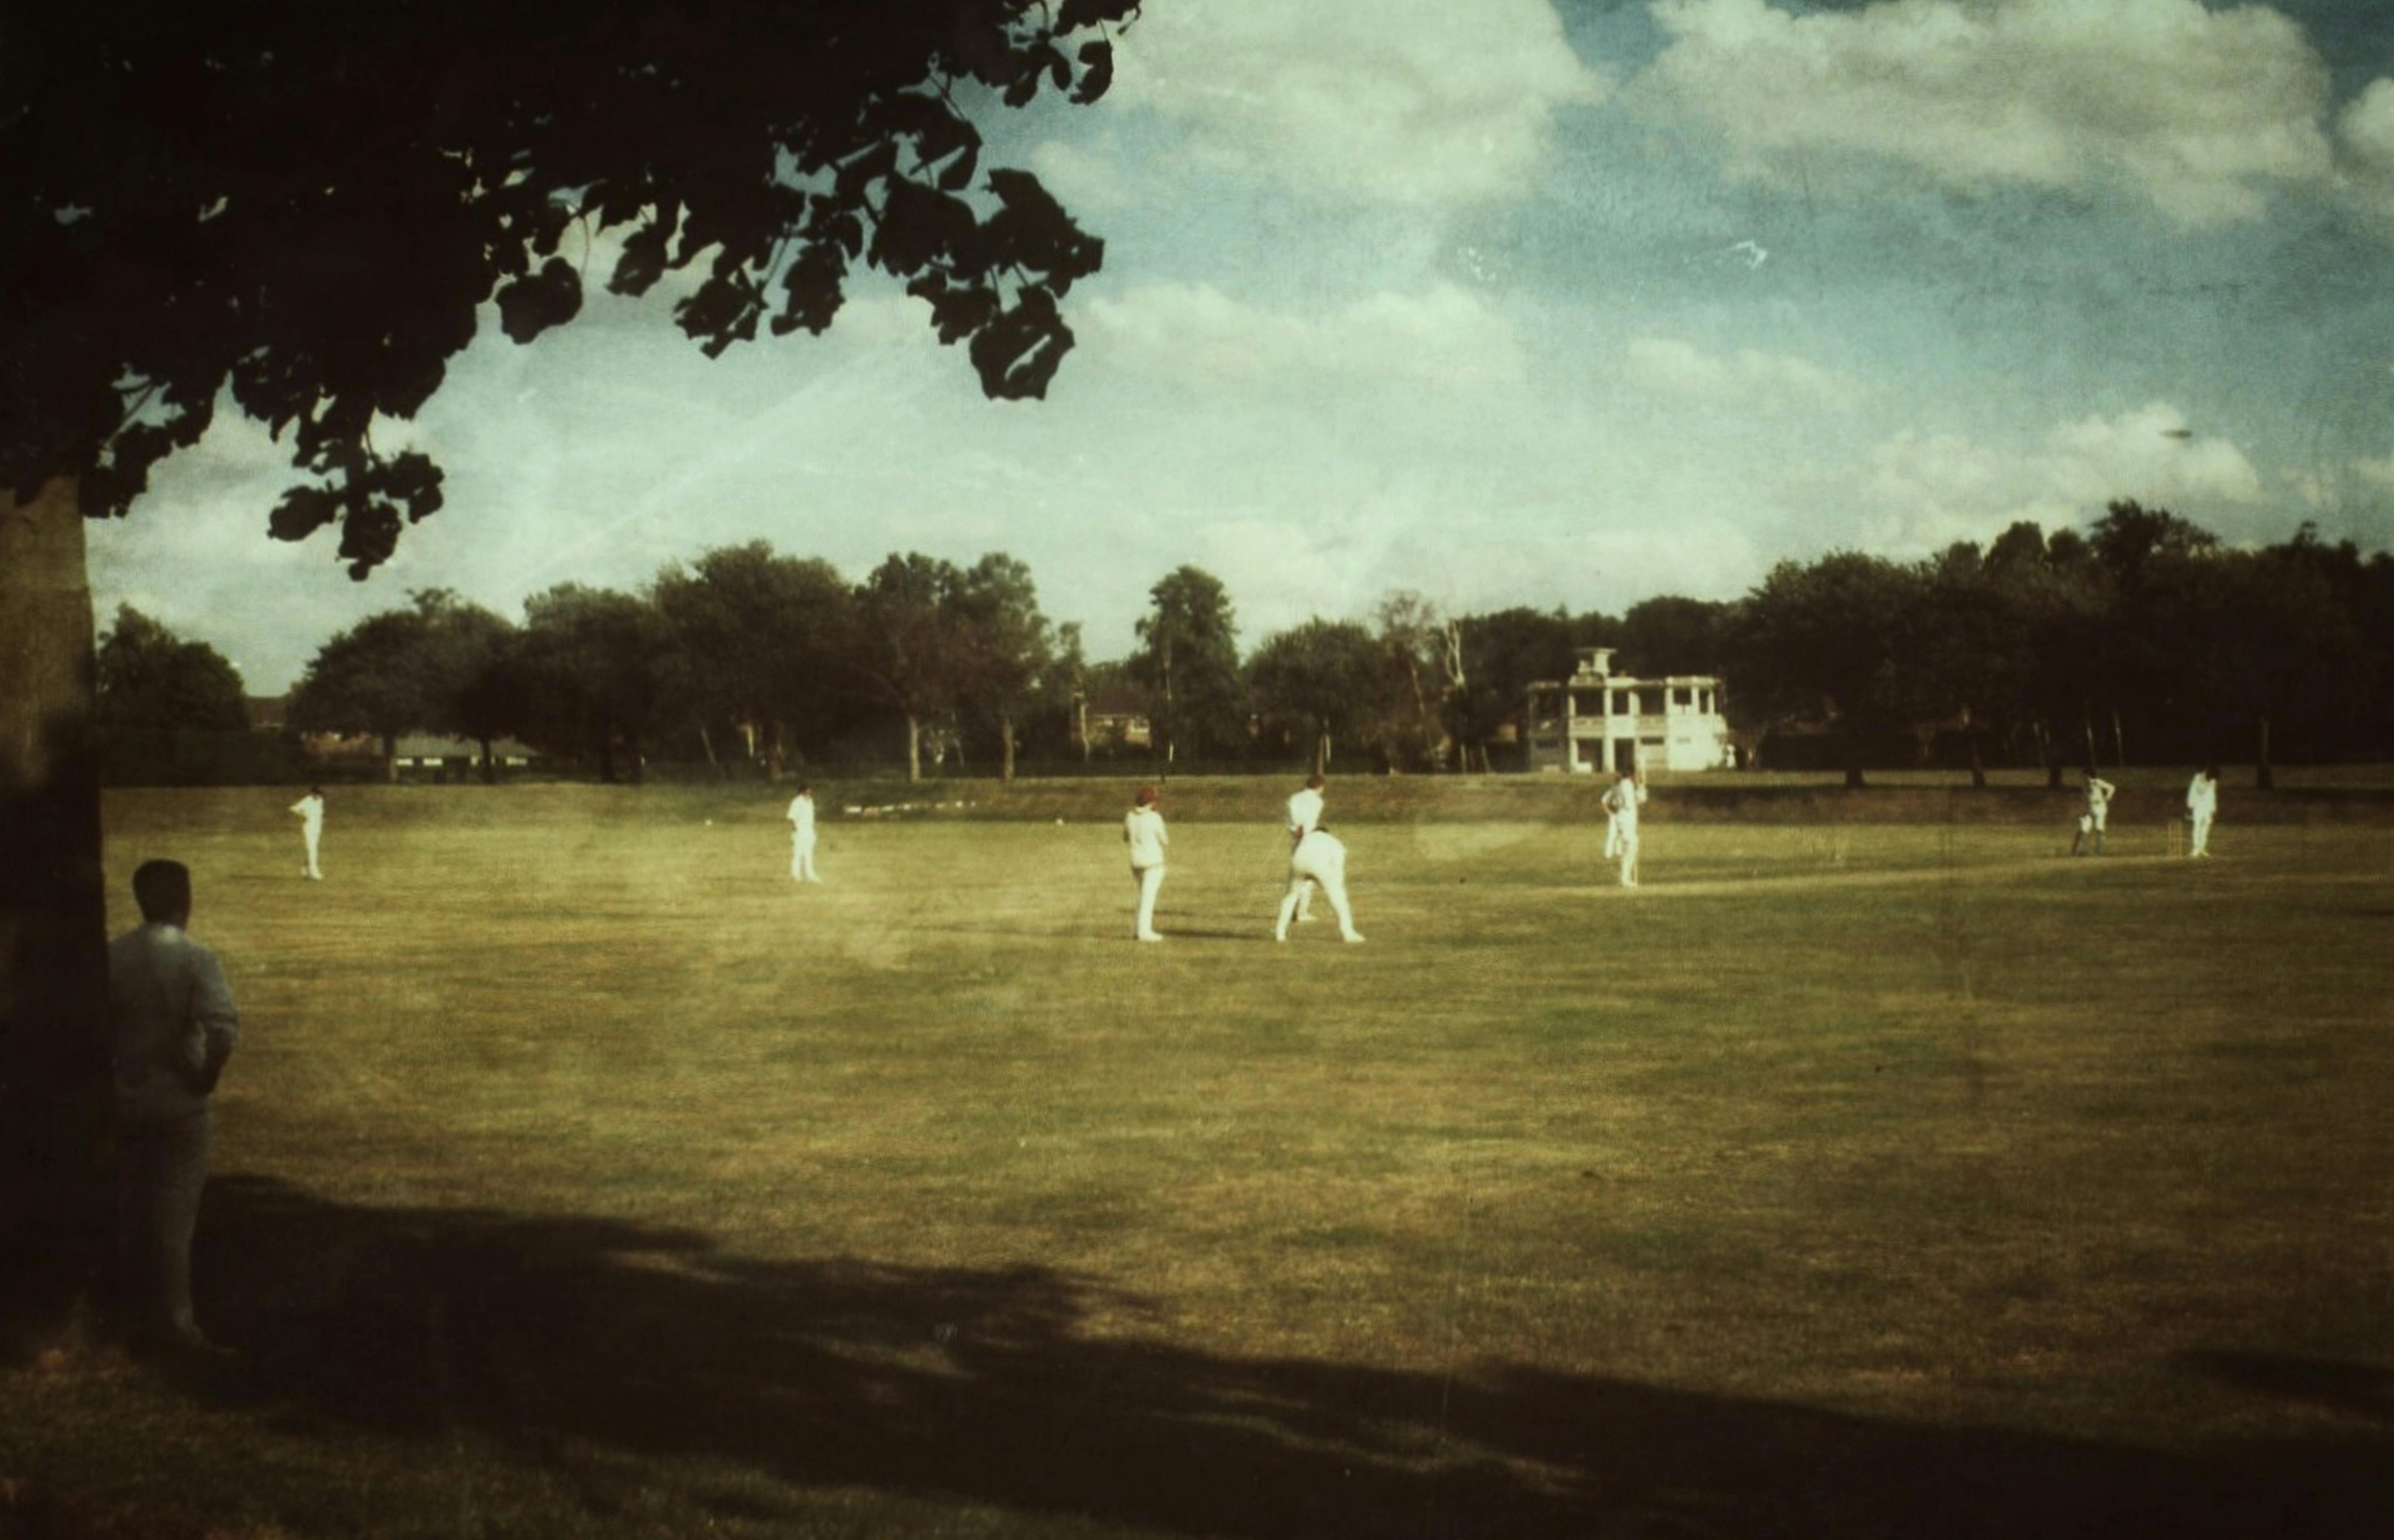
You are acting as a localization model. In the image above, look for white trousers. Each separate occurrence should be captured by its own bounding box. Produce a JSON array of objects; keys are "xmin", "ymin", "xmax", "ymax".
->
[
  {"xmin": 300, "ymin": 827, "xmax": 322, "ymax": 880},
  {"xmin": 2188, "ymin": 811, "xmax": 2213, "ymax": 857},
  {"xmin": 1615, "ymin": 827, "xmax": 1640, "ymax": 887},
  {"xmin": 791, "ymin": 833, "xmax": 821, "ymax": 882},
  {"xmin": 1277, "ymin": 835, "xmax": 1360, "ymax": 941},
  {"xmin": 1132, "ymin": 863, "xmax": 1165, "ymax": 938}
]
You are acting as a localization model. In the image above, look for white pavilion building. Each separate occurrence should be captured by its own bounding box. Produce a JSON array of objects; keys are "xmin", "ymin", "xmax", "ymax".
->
[{"xmin": 1526, "ymin": 647, "xmax": 1731, "ymax": 774}]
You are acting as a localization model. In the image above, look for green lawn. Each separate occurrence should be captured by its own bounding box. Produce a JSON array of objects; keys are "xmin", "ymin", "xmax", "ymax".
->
[{"xmin": 7, "ymin": 780, "xmax": 2391, "ymax": 1538}]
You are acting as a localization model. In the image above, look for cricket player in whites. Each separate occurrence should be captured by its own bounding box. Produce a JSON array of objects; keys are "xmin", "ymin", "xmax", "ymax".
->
[
  {"xmin": 787, "ymin": 782, "xmax": 824, "ymax": 883},
  {"xmin": 2184, "ymin": 765, "xmax": 2219, "ymax": 858},
  {"xmin": 1275, "ymin": 826, "xmax": 1364, "ymax": 943},
  {"xmin": 1601, "ymin": 769, "xmax": 1646, "ymax": 887},
  {"xmin": 2071, "ymin": 767, "xmax": 2117, "ymax": 856},
  {"xmin": 1124, "ymin": 785, "xmax": 1168, "ymax": 941},
  {"xmin": 1285, "ymin": 773, "xmax": 1326, "ymax": 923},
  {"xmin": 288, "ymin": 787, "xmax": 325, "ymax": 880}
]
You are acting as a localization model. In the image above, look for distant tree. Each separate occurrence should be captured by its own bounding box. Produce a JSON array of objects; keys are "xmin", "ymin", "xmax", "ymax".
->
[
  {"xmin": 1247, "ymin": 620, "xmax": 1395, "ymax": 774},
  {"xmin": 515, "ymin": 585, "xmax": 670, "ymax": 784},
  {"xmin": 288, "ymin": 600, "xmax": 441, "ymax": 781},
  {"xmin": 1129, "ymin": 566, "xmax": 1245, "ymax": 764},
  {"xmin": 2088, "ymin": 498, "xmax": 2219, "ymax": 590},
  {"xmin": 1726, "ymin": 554, "xmax": 1930, "ymax": 787},
  {"xmin": 1979, "ymin": 520, "xmax": 2110, "ymax": 785},
  {"xmin": 1036, "ymin": 621, "xmax": 1093, "ymax": 763},
  {"xmin": 1910, "ymin": 546, "xmax": 2033, "ymax": 788},
  {"xmin": 853, "ymin": 552, "xmax": 970, "ymax": 782},
  {"xmin": 652, "ymin": 542, "xmax": 853, "ymax": 774},
  {"xmin": 2137, "ymin": 546, "xmax": 2369, "ymax": 789},
  {"xmin": 1443, "ymin": 607, "xmax": 1577, "ymax": 772},
  {"xmin": 1374, "ymin": 591, "xmax": 1450, "ymax": 770},
  {"xmin": 952, "ymin": 552, "xmax": 1054, "ymax": 782},
  {"xmin": 1616, "ymin": 595, "xmax": 1730, "ymax": 678},
  {"xmin": 414, "ymin": 592, "xmax": 521, "ymax": 783},
  {"xmin": 92, "ymin": 607, "xmax": 248, "ymax": 734}
]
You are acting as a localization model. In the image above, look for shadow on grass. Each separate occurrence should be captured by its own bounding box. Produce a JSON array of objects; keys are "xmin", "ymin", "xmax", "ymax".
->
[{"xmin": 76, "ymin": 1176, "xmax": 2394, "ymax": 1538}]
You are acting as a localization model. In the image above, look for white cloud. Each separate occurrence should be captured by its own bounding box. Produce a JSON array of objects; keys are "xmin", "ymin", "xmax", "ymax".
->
[
  {"xmin": 1623, "ymin": 336, "xmax": 1860, "ymax": 415},
  {"xmin": 2039, "ymin": 403, "xmax": 2262, "ymax": 506},
  {"xmin": 1080, "ymin": 282, "xmax": 1525, "ymax": 393},
  {"xmin": 1109, "ymin": 0, "xmax": 1605, "ymax": 206},
  {"xmin": 2335, "ymin": 77, "xmax": 2394, "ymax": 233},
  {"xmin": 1639, "ymin": 0, "xmax": 2333, "ymax": 226},
  {"xmin": 1835, "ymin": 402, "xmax": 2264, "ymax": 552}
]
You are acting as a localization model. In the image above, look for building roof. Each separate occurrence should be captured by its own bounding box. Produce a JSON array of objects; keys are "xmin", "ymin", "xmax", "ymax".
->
[{"xmin": 393, "ymin": 734, "xmax": 537, "ymax": 760}]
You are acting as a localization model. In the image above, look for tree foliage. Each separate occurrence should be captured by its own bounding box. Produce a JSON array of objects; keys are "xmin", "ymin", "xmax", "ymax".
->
[
  {"xmin": 3, "ymin": 1, "xmax": 1137, "ymax": 572},
  {"xmin": 1247, "ymin": 619, "xmax": 1395, "ymax": 774},
  {"xmin": 93, "ymin": 606, "xmax": 248, "ymax": 733},
  {"xmin": 1129, "ymin": 566, "xmax": 1245, "ymax": 764}
]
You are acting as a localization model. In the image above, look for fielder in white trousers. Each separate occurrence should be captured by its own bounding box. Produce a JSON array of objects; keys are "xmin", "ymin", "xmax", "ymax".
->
[
  {"xmin": 787, "ymin": 786, "xmax": 823, "ymax": 882},
  {"xmin": 1600, "ymin": 773, "xmax": 1646, "ymax": 888},
  {"xmin": 1125, "ymin": 789, "xmax": 1168, "ymax": 941},
  {"xmin": 2185, "ymin": 767, "xmax": 2218, "ymax": 858},
  {"xmin": 289, "ymin": 789, "xmax": 324, "ymax": 880},
  {"xmin": 1276, "ymin": 829, "xmax": 1363, "ymax": 943},
  {"xmin": 1285, "ymin": 777, "xmax": 1325, "ymax": 922}
]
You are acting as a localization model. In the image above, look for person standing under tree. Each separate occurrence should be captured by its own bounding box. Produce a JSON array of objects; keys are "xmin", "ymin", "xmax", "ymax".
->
[
  {"xmin": 1124, "ymin": 785, "xmax": 1169, "ymax": 942},
  {"xmin": 109, "ymin": 859, "xmax": 240, "ymax": 1358},
  {"xmin": 1284, "ymin": 773, "xmax": 1325, "ymax": 924},
  {"xmin": 2185, "ymin": 765, "xmax": 2219, "ymax": 859},
  {"xmin": 787, "ymin": 782, "xmax": 823, "ymax": 883},
  {"xmin": 2072, "ymin": 767, "xmax": 2118, "ymax": 856},
  {"xmin": 288, "ymin": 786, "xmax": 325, "ymax": 880}
]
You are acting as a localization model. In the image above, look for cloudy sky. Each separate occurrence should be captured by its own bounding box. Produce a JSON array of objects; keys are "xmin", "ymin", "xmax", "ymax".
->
[{"xmin": 91, "ymin": 0, "xmax": 2394, "ymax": 692}]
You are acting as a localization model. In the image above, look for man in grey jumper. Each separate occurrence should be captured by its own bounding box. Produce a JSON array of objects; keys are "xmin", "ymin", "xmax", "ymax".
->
[{"xmin": 109, "ymin": 859, "xmax": 240, "ymax": 1355}]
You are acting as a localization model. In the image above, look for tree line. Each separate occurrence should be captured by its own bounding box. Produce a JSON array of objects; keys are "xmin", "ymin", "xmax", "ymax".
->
[{"xmin": 103, "ymin": 502, "xmax": 2394, "ymax": 786}]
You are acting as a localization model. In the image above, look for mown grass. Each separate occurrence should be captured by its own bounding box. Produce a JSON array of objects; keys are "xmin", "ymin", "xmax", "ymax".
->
[{"xmin": 5, "ymin": 779, "xmax": 2391, "ymax": 1538}]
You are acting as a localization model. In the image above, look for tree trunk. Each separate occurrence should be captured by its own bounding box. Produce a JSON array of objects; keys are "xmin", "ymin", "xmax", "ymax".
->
[
  {"xmin": 1968, "ymin": 729, "xmax": 1987, "ymax": 790},
  {"xmin": 378, "ymin": 731, "xmax": 398, "ymax": 783},
  {"xmin": 1314, "ymin": 729, "xmax": 1331, "ymax": 777},
  {"xmin": 904, "ymin": 711, "xmax": 921, "ymax": 784},
  {"xmin": 2256, "ymin": 711, "xmax": 2275, "ymax": 791},
  {"xmin": 1075, "ymin": 696, "xmax": 1089, "ymax": 763},
  {"xmin": 697, "ymin": 723, "xmax": 719, "ymax": 776},
  {"xmin": 478, "ymin": 735, "xmax": 497, "ymax": 785},
  {"xmin": 2110, "ymin": 705, "xmax": 2128, "ymax": 769},
  {"xmin": 0, "ymin": 476, "xmax": 113, "ymax": 1321},
  {"xmin": 1001, "ymin": 711, "xmax": 1017, "ymax": 784},
  {"xmin": 1842, "ymin": 724, "xmax": 1867, "ymax": 789},
  {"xmin": 625, "ymin": 729, "xmax": 645, "ymax": 787},
  {"xmin": 2035, "ymin": 719, "xmax": 2062, "ymax": 789}
]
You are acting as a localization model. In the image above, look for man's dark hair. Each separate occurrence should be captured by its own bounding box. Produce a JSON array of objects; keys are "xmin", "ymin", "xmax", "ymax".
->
[{"xmin": 132, "ymin": 859, "xmax": 192, "ymax": 922}]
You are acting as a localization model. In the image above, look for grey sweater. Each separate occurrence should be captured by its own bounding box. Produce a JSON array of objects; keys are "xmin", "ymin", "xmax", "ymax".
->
[{"xmin": 109, "ymin": 923, "xmax": 240, "ymax": 1125}]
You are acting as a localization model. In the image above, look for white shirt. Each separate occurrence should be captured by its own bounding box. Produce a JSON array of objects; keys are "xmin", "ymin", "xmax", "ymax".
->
[
  {"xmin": 289, "ymin": 794, "xmax": 323, "ymax": 832},
  {"xmin": 2085, "ymin": 777, "xmax": 2116, "ymax": 813},
  {"xmin": 1123, "ymin": 806, "xmax": 1168, "ymax": 869},
  {"xmin": 1601, "ymin": 779, "xmax": 1645, "ymax": 830},
  {"xmin": 787, "ymin": 794, "xmax": 816, "ymax": 838},
  {"xmin": 1286, "ymin": 787, "xmax": 1323, "ymax": 838},
  {"xmin": 2186, "ymin": 774, "xmax": 2216, "ymax": 817}
]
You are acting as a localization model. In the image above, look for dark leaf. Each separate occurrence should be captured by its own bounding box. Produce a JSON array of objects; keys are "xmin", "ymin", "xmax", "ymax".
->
[{"xmin": 495, "ymin": 257, "xmax": 583, "ymax": 344}]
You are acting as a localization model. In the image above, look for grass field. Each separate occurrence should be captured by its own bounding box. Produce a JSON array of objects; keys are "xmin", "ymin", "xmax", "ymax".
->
[{"xmin": 6, "ymin": 778, "xmax": 2392, "ymax": 1539}]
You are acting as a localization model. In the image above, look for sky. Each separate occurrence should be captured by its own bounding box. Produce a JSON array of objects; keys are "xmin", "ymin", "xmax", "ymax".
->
[{"xmin": 88, "ymin": 0, "xmax": 2394, "ymax": 694}]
